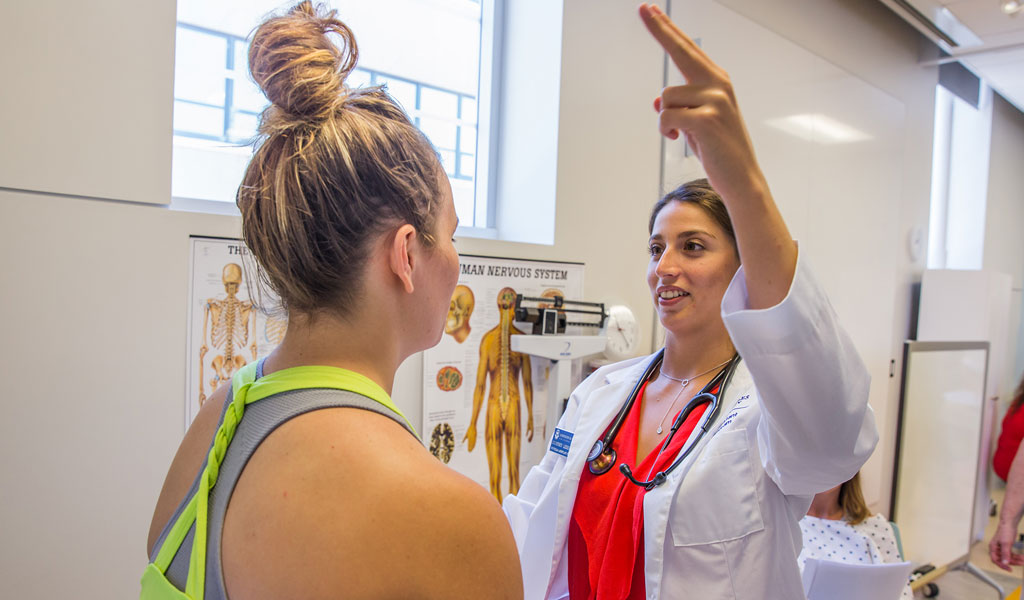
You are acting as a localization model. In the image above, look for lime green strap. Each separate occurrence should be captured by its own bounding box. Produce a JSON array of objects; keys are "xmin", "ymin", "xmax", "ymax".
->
[
  {"xmin": 185, "ymin": 361, "xmax": 259, "ymax": 599},
  {"xmin": 244, "ymin": 366, "xmax": 416, "ymax": 436},
  {"xmin": 148, "ymin": 362, "xmax": 260, "ymax": 598},
  {"xmin": 148, "ymin": 362, "xmax": 413, "ymax": 600},
  {"xmin": 152, "ymin": 494, "xmax": 198, "ymax": 572},
  {"xmin": 140, "ymin": 563, "xmax": 191, "ymax": 600}
]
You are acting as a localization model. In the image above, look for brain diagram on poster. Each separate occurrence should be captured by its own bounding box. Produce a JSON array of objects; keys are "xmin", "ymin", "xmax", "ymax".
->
[
  {"xmin": 185, "ymin": 236, "xmax": 286, "ymax": 429},
  {"xmin": 423, "ymin": 255, "xmax": 584, "ymax": 501}
]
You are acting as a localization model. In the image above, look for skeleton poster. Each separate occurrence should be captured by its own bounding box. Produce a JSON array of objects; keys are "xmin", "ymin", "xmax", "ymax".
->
[
  {"xmin": 185, "ymin": 236, "xmax": 285, "ymax": 429},
  {"xmin": 423, "ymin": 255, "xmax": 584, "ymax": 501}
]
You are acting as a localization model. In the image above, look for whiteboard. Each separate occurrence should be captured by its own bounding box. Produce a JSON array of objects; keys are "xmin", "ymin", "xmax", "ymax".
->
[{"xmin": 891, "ymin": 341, "xmax": 989, "ymax": 568}]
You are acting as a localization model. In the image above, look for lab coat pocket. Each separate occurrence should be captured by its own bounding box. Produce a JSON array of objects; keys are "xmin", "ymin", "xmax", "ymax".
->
[{"xmin": 669, "ymin": 429, "xmax": 765, "ymax": 546}]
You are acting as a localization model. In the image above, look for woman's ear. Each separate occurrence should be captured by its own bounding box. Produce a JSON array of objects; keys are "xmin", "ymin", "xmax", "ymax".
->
[{"xmin": 388, "ymin": 224, "xmax": 418, "ymax": 294}]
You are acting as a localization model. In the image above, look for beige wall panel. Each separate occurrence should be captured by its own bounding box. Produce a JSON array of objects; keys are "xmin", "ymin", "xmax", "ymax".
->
[
  {"xmin": 0, "ymin": 190, "xmax": 241, "ymax": 598},
  {"xmin": 0, "ymin": 0, "xmax": 174, "ymax": 204}
]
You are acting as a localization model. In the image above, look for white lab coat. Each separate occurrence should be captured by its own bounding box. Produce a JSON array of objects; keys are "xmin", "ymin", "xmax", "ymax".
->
[{"xmin": 503, "ymin": 254, "xmax": 879, "ymax": 600}]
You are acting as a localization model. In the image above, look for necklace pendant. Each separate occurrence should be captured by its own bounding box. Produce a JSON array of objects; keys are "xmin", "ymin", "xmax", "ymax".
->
[{"xmin": 656, "ymin": 426, "xmax": 663, "ymax": 435}]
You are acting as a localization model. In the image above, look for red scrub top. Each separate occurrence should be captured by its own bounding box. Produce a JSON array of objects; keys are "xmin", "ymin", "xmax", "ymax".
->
[
  {"xmin": 568, "ymin": 380, "xmax": 714, "ymax": 599},
  {"xmin": 994, "ymin": 404, "xmax": 1024, "ymax": 482}
]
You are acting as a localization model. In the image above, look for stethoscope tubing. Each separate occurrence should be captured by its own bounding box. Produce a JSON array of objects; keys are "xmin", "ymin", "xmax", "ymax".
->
[
  {"xmin": 585, "ymin": 350, "xmax": 663, "ymax": 470},
  {"xmin": 586, "ymin": 349, "xmax": 666, "ymax": 468},
  {"xmin": 619, "ymin": 389, "xmax": 719, "ymax": 490},
  {"xmin": 587, "ymin": 351, "xmax": 742, "ymax": 489}
]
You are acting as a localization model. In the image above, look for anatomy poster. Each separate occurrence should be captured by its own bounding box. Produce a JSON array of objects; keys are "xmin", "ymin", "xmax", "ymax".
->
[
  {"xmin": 185, "ymin": 236, "xmax": 286, "ymax": 430},
  {"xmin": 423, "ymin": 255, "xmax": 584, "ymax": 501}
]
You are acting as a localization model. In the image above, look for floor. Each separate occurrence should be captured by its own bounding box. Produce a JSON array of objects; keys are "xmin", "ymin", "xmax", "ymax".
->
[{"xmin": 910, "ymin": 486, "xmax": 1021, "ymax": 599}]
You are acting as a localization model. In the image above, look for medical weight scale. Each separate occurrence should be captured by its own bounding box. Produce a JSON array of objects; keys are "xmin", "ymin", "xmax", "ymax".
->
[{"xmin": 510, "ymin": 295, "xmax": 608, "ymax": 441}]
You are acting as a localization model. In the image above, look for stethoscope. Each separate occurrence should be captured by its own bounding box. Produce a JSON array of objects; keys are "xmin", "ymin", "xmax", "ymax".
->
[{"xmin": 586, "ymin": 348, "xmax": 741, "ymax": 490}]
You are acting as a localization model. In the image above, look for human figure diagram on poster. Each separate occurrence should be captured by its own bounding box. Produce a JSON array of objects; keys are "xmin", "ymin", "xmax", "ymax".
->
[
  {"xmin": 445, "ymin": 284, "xmax": 475, "ymax": 344},
  {"xmin": 464, "ymin": 286, "xmax": 535, "ymax": 502},
  {"xmin": 422, "ymin": 256, "xmax": 584, "ymax": 500},
  {"xmin": 198, "ymin": 263, "xmax": 258, "ymax": 406},
  {"xmin": 186, "ymin": 237, "xmax": 286, "ymax": 428}
]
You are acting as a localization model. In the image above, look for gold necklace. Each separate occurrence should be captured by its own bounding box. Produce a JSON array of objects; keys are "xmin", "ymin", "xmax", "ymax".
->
[{"xmin": 654, "ymin": 357, "xmax": 732, "ymax": 435}]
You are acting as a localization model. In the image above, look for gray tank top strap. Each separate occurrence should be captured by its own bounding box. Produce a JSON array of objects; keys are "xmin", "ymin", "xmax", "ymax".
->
[{"xmin": 150, "ymin": 361, "xmax": 415, "ymax": 599}]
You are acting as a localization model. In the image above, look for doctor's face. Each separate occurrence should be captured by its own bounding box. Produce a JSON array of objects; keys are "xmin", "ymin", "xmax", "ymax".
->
[{"xmin": 647, "ymin": 200, "xmax": 740, "ymax": 338}]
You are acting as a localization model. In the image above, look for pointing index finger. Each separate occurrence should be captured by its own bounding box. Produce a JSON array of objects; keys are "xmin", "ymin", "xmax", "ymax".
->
[{"xmin": 638, "ymin": 3, "xmax": 715, "ymax": 84}]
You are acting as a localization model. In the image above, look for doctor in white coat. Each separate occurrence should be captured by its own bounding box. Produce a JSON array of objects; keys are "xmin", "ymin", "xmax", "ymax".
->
[{"xmin": 503, "ymin": 5, "xmax": 878, "ymax": 599}]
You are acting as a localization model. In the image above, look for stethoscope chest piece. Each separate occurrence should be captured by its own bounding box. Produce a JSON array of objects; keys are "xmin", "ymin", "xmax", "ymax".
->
[{"xmin": 587, "ymin": 440, "xmax": 617, "ymax": 475}]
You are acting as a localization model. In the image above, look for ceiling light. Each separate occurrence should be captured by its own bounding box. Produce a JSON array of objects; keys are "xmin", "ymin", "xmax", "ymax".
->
[
  {"xmin": 1001, "ymin": 0, "xmax": 1023, "ymax": 15},
  {"xmin": 764, "ymin": 114, "xmax": 872, "ymax": 145}
]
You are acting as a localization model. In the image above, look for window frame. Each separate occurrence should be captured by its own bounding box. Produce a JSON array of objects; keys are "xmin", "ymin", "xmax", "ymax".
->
[{"xmin": 170, "ymin": 0, "xmax": 504, "ymax": 235}]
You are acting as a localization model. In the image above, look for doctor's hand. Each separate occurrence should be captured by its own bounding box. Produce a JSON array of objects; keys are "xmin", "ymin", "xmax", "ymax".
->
[
  {"xmin": 638, "ymin": 3, "xmax": 768, "ymax": 205},
  {"xmin": 463, "ymin": 424, "xmax": 477, "ymax": 452},
  {"xmin": 989, "ymin": 520, "xmax": 1024, "ymax": 571}
]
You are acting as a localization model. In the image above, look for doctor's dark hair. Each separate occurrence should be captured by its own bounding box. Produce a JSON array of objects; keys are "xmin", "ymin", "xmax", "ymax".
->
[
  {"xmin": 649, "ymin": 179, "xmax": 736, "ymax": 251},
  {"xmin": 237, "ymin": 1, "xmax": 443, "ymax": 315}
]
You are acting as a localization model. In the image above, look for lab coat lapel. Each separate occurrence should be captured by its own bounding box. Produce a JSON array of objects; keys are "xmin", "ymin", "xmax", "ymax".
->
[
  {"xmin": 559, "ymin": 356, "xmax": 654, "ymax": 485},
  {"xmin": 641, "ymin": 362, "xmax": 755, "ymax": 597},
  {"xmin": 673, "ymin": 360, "xmax": 754, "ymax": 466},
  {"xmin": 545, "ymin": 357, "xmax": 653, "ymax": 595}
]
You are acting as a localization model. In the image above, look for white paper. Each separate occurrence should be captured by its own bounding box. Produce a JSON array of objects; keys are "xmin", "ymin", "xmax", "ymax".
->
[{"xmin": 802, "ymin": 558, "xmax": 913, "ymax": 600}]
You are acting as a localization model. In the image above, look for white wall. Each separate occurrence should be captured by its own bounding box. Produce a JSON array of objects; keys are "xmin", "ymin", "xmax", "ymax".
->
[
  {"xmin": 2, "ymin": 0, "xmax": 1016, "ymax": 596},
  {"xmin": 666, "ymin": 0, "xmax": 934, "ymax": 512},
  {"xmin": 984, "ymin": 93, "xmax": 1024, "ymax": 402},
  {"xmin": 0, "ymin": 192, "xmax": 242, "ymax": 597}
]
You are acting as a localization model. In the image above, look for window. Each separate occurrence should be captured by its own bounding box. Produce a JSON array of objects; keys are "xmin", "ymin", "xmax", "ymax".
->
[
  {"xmin": 926, "ymin": 82, "xmax": 993, "ymax": 270},
  {"xmin": 171, "ymin": 0, "xmax": 497, "ymax": 229}
]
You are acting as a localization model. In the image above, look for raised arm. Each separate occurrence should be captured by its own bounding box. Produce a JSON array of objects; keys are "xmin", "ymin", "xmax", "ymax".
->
[
  {"xmin": 639, "ymin": 3, "xmax": 797, "ymax": 310},
  {"xmin": 640, "ymin": 4, "xmax": 875, "ymax": 493}
]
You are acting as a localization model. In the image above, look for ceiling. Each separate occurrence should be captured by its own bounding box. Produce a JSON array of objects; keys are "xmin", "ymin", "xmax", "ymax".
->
[{"xmin": 880, "ymin": 0, "xmax": 1024, "ymax": 111}]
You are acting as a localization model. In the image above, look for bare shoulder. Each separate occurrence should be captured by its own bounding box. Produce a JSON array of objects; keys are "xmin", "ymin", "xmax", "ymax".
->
[{"xmin": 222, "ymin": 407, "xmax": 523, "ymax": 600}]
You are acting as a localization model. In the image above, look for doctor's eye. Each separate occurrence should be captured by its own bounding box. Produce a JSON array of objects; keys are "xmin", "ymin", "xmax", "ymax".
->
[
  {"xmin": 648, "ymin": 244, "xmax": 664, "ymax": 258},
  {"xmin": 683, "ymin": 240, "xmax": 706, "ymax": 252}
]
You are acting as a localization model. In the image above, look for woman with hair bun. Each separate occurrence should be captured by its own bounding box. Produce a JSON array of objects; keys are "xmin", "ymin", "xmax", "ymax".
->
[{"xmin": 142, "ymin": 3, "xmax": 522, "ymax": 599}]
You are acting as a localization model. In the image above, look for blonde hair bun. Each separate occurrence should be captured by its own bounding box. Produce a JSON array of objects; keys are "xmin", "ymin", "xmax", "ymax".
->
[
  {"xmin": 239, "ymin": 0, "xmax": 441, "ymax": 316},
  {"xmin": 248, "ymin": 1, "xmax": 357, "ymax": 123}
]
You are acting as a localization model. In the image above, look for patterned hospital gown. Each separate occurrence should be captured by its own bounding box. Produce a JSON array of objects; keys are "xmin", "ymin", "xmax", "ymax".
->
[{"xmin": 798, "ymin": 513, "xmax": 913, "ymax": 600}]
